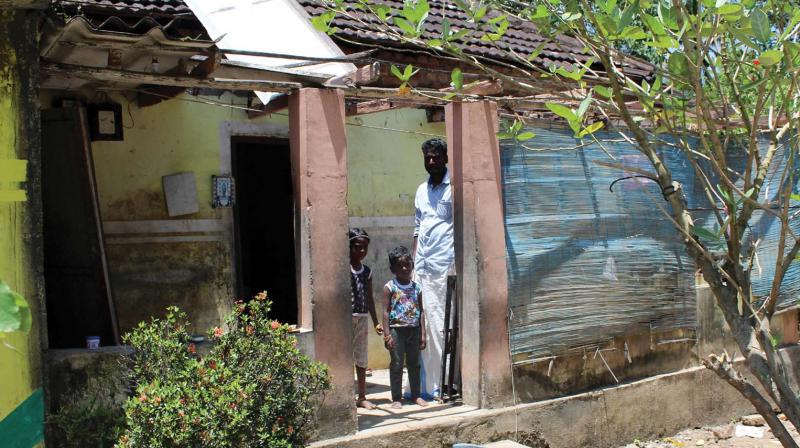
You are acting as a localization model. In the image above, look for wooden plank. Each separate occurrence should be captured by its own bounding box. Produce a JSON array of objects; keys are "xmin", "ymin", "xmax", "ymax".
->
[
  {"xmin": 76, "ymin": 106, "xmax": 121, "ymax": 345},
  {"xmin": 218, "ymin": 47, "xmax": 376, "ymax": 63},
  {"xmin": 41, "ymin": 61, "xmax": 304, "ymax": 91},
  {"xmin": 775, "ymin": 308, "xmax": 799, "ymax": 345},
  {"xmin": 326, "ymin": 62, "xmax": 381, "ymax": 87},
  {"xmin": 345, "ymin": 99, "xmax": 414, "ymax": 116},
  {"xmin": 440, "ymin": 79, "xmax": 503, "ymax": 96}
]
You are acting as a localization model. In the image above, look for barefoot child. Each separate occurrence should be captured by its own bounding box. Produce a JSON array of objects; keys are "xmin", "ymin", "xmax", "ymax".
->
[
  {"xmin": 349, "ymin": 228, "xmax": 383, "ymax": 410},
  {"xmin": 382, "ymin": 246, "xmax": 428, "ymax": 409}
]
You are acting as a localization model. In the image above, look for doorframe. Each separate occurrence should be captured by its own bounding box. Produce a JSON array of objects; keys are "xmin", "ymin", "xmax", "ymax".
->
[
  {"xmin": 218, "ymin": 120, "xmax": 290, "ymax": 306},
  {"xmin": 229, "ymin": 136, "xmax": 294, "ymax": 313}
]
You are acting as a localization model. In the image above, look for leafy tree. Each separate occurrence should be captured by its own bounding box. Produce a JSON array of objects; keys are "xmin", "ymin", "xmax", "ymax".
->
[{"xmin": 314, "ymin": 0, "xmax": 800, "ymax": 445}]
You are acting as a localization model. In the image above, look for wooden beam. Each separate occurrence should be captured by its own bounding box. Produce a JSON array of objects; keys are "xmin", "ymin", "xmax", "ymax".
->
[
  {"xmin": 247, "ymin": 94, "xmax": 290, "ymax": 119},
  {"xmin": 41, "ymin": 61, "xmax": 304, "ymax": 92},
  {"xmin": 326, "ymin": 62, "xmax": 381, "ymax": 87},
  {"xmin": 218, "ymin": 47, "xmax": 376, "ymax": 63},
  {"xmin": 440, "ymin": 79, "xmax": 503, "ymax": 96},
  {"xmin": 345, "ymin": 99, "xmax": 414, "ymax": 116},
  {"xmin": 190, "ymin": 47, "xmax": 220, "ymax": 77},
  {"xmin": 57, "ymin": 40, "xmax": 210, "ymax": 54}
]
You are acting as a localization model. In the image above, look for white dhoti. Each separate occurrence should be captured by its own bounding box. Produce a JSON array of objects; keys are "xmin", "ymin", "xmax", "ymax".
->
[{"xmin": 404, "ymin": 269, "xmax": 451, "ymax": 399}]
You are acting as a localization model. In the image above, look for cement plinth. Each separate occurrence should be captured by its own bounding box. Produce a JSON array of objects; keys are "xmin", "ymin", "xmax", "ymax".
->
[{"xmin": 310, "ymin": 365, "xmax": 757, "ymax": 448}]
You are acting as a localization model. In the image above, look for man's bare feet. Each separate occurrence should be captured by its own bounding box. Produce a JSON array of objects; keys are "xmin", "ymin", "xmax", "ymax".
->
[
  {"xmin": 357, "ymin": 399, "xmax": 376, "ymax": 410},
  {"xmin": 414, "ymin": 397, "xmax": 428, "ymax": 407},
  {"xmin": 390, "ymin": 401, "xmax": 402, "ymax": 409}
]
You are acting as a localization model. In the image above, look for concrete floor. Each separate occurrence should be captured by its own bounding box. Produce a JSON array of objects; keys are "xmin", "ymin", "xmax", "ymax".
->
[{"xmin": 357, "ymin": 369, "xmax": 479, "ymax": 432}]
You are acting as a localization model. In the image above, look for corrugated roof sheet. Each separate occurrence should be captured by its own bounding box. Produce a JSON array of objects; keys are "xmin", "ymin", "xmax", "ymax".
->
[{"xmin": 57, "ymin": 0, "xmax": 191, "ymax": 15}]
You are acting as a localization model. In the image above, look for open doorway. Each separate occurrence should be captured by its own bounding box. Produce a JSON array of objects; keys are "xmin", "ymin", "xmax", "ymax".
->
[
  {"xmin": 41, "ymin": 107, "xmax": 117, "ymax": 348},
  {"xmin": 232, "ymin": 138, "xmax": 297, "ymax": 324}
]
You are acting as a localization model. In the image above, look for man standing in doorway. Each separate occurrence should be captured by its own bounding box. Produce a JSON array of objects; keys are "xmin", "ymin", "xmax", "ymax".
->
[{"xmin": 412, "ymin": 138, "xmax": 454, "ymax": 400}]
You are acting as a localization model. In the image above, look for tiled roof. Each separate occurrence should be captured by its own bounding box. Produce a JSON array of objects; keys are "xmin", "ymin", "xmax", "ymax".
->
[{"xmin": 297, "ymin": 0, "xmax": 653, "ymax": 77}]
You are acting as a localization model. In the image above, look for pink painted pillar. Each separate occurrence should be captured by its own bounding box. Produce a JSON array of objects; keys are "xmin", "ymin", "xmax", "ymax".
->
[
  {"xmin": 445, "ymin": 100, "xmax": 513, "ymax": 408},
  {"xmin": 289, "ymin": 88, "xmax": 356, "ymax": 437}
]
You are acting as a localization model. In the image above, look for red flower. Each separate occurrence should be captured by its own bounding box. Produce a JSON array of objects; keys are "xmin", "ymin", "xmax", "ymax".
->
[
  {"xmin": 188, "ymin": 343, "xmax": 196, "ymax": 353},
  {"xmin": 270, "ymin": 321, "xmax": 280, "ymax": 330},
  {"xmin": 213, "ymin": 327, "xmax": 224, "ymax": 338},
  {"xmin": 246, "ymin": 325, "xmax": 255, "ymax": 335},
  {"xmin": 753, "ymin": 59, "xmax": 760, "ymax": 66},
  {"xmin": 208, "ymin": 360, "xmax": 217, "ymax": 370}
]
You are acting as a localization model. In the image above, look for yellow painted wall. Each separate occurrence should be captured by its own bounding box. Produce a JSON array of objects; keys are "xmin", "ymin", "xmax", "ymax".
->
[
  {"xmin": 0, "ymin": 9, "xmax": 44, "ymax": 444},
  {"xmin": 85, "ymin": 92, "xmax": 289, "ymax": 334},
  {"xmin": 345, "ymin": 109, "xmax": 444, "ymax": 217},
  {"xmin": 43, "ymin": 91, "xmax": 444, "ymax": 369}
]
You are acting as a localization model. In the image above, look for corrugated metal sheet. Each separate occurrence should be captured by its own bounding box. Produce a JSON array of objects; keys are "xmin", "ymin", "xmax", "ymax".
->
[{"xmin": 502, "ymin": 128, "xmax": 799, "ymax": 359}]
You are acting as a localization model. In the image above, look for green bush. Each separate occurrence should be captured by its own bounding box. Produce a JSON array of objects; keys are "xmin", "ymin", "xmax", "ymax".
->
[
  {"xmin": 117, "ymin": 293, "xmax": 331, "ymax": 447},
  {"xmin": 48, "ymin": 381, "xmax": 125, "ymax": 448}
]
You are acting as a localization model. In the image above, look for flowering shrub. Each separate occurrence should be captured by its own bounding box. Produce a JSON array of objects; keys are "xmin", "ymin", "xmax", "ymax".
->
[{"xmin": 117, "ymin": 293, "xmax": 330, "ymax": 447}]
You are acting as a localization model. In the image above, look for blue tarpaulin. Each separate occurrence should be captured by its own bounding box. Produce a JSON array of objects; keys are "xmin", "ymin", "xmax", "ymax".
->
[{"xmin": 501, "ymin": 127, "xmax": 798, "ymax": 358}]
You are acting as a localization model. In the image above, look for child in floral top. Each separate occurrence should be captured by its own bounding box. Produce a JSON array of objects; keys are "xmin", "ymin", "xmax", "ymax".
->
[{"xmin": 382, "ymin": 246, "xmax": 428, "ymax": 409}]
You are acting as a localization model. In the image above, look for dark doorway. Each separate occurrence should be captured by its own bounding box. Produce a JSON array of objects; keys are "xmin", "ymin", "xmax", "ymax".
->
[
  {"xmin": 232, "ymin": 138, "xmax": 297, "ymax": 324},
  {"xmin": 41, "ymin": 107, "xmax": 117, "ymax": 348}
]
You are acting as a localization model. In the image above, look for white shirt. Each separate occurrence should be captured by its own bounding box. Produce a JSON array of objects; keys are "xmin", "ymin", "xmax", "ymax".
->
[{"xmin": 413, "ymin": 169, "xmax": 454, "ymax": 276}]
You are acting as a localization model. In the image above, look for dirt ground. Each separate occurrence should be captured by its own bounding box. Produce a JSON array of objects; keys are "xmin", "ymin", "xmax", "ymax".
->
[{"xmin": 619, "ymin": 414, "xmax": 799, "ymax": 448}]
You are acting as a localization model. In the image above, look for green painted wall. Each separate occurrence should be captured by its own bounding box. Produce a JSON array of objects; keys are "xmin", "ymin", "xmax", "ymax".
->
[{"xmin": 0, "ymin": 9, "xmax": 45, "ymax": 447}]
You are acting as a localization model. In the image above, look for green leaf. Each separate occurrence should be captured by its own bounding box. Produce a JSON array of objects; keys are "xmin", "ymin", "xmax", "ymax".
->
[
  {"xmin": 390, "ymin": 64, "xmax": 403, "ymax": 80},
  {"xmin": 658, "ymin": 4, "xmax": 679, "ymax": 30},
  {"xmin": 619, "ymin": 26, "xmax": 648, "ymax": 40},
  {"xmin": 693, "ymin": 225, "xmax": 721, "ymax": 242},
  {"xmin": 403, "ymin": 63, "xmax": 415, "ymax": 79},
  {"xmin": 717, "ymin": 3, "xmax": 741, "ymax": 16},
  {"xmin": 546, "ymin": 102, "xmax": 578, "ymax": 122},
  {"xmin": 515, "ymin": 132, "xmax": 536, "ymax": 141},
  {"xmin": 530, "ymin": 4, "xmax": 549, "ymax": 19},
  {"xmin": 578, "ymin": 121, "xmax": 604, "ymax": 137},
  {"xmin": 751, "ymin": 8, "xmax": 771, "ymax": 43},
  {"xmin": 0, "ymin": 281, "xmax": 23, "ymax": 333},
  {"xmin": 619, "ymin": 0, "xmax": 640, "ymax": 30},
  {"xmin": 451, "ymin": 67, "xmax": 463, "ymax": 90},
  {"xmin": 758, "ymin": 49, "xmax": 783, "ymax": 66},
  {"xmin": 394, "ymin": 17, "xmax": 419, "ymax": 36},
  {"xmin": 730, "ymin": 27, "xmax": 760, "ymax": 50},
  {"xmin": 643, "ymin": 13, "xmax": 666, "ymax": 35},
  {"xmin": 473, "ymin": 5, "xmax": 488, "ymax": 22},
  {"xmin": 527, "ymin": 42, "xmax": 547, "ymax": 62},
  {"xmin": 449, "ymin": 29, "xmax": 471, "ymax": 41},
  {"xmin": 668, "ymin": 52, "xmax": 691, "ymax": 81},
  {"xmin": 371, "ymin": 4, "xmax": 391, "ymax": 21},
  {"xmin": 310, "ymin": 14, "xmax": 332, "ymax": 33},
  {"xmin": 577, "ymin": 96, "xmax": 592, "ymax": 118},
  {"xmin": 595, "ymin": 85, "xmax": 613, "ymax": 98},
  {"xmin": 496, "ymin": 131, "xmax": 514, "ymax": 140}
]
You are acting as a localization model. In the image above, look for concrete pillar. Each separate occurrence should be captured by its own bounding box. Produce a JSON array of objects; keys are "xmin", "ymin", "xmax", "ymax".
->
[
  {"xmin": 288, "ymin": 88, "xmax": 356, "ymax": 437},
  {"xmin": 445, "ymin": 101, "xmax": 513, "ymax": 408}
]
